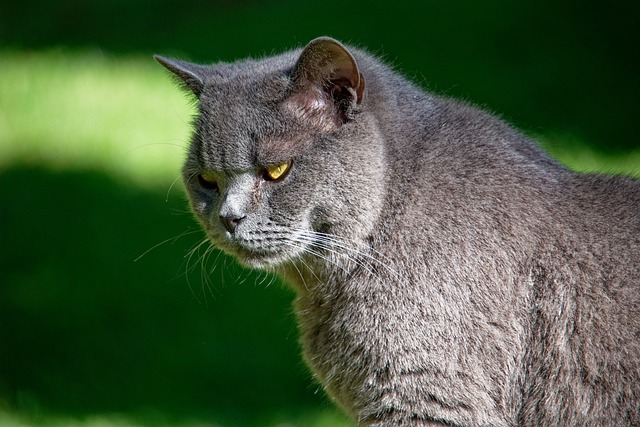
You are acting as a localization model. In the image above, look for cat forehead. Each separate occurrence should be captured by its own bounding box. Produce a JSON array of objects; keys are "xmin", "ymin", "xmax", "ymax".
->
[
  {"xmin": 200, "ymin": 73, "xmax": 289, "ymax": 111},
  {"xmin": 201, "ymin": 51, "xmax": 298, "ymax": 87},
  {"xmin": 194, "ymin": 85, "xmax": 310, "ymax": 170},
  {"xmin": 198, "ymin": 54, "xmax": 298, "ymax": 117}
]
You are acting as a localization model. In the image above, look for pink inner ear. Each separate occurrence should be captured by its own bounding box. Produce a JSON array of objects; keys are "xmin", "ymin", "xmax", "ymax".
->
[
  {"xmin": 284, "ymin": 86, "xmax": 340, "ymax": 133},
  {"xmin": 298, "ymin": 86, "xmax": 330, "ymax": 112}
]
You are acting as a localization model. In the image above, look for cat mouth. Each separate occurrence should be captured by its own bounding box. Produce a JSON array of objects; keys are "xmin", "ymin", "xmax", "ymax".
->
[{"xmin": 208, "ymin": 228, "xmax": 302, "ymax": 269}]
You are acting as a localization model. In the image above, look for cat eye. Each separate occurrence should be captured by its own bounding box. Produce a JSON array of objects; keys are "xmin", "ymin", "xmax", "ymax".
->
[
  {"xmin": 263, "ymin": 161, "xmax": 292, "ymax": 182},
  {"xmin": 197, "ymin": 172, "xmax": 218, "ymax": 190}
]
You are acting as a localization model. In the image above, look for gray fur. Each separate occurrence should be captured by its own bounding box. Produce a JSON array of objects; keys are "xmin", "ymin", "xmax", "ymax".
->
[{"xmin": 155, "ymin": 37, "xmax": 640, "ymax": 426}]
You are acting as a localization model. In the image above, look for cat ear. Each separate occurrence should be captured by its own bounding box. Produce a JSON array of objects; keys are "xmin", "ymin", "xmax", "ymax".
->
[
  {"xmin": 154, "ymin": 55, "xmax": 207, "ymax": 97},
  {"xmin": 287, "ymin": 37, "xmax": 365, "ymax": 128}
]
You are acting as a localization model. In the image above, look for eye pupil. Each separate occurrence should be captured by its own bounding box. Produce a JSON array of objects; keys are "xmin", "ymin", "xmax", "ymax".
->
[
  {"xmin": 197, "ymin": 173, "xmax": 218, "ymax": 190},
  {"xmin": 264, "ymin": 161, "xmax": 291, "ymax": 181}
]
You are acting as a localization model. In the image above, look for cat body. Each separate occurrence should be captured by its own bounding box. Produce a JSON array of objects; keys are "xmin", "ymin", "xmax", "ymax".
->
[{"xmin": 156, "ymin": 37, "xmax": 640, "ymax": 426}]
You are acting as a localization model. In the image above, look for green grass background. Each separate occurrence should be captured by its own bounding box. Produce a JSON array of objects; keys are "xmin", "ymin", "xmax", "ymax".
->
[{"xmin": 1, "ymin": 0, "xmax": 638, "ymax": 426}]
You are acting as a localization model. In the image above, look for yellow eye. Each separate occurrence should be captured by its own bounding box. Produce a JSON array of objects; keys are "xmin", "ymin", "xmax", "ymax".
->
[
  {"xmin": 197, "ymin": 172, "xmax": 218, "ymax": 190},
  {"xmin": 263, "ymin": 161, "xmax": 291, "ymax": 181}
]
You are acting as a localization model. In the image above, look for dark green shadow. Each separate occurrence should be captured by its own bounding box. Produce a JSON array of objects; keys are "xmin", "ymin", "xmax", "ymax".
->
[{"xmin": 0, "ymin": 165, "xmax": 333, "ymax": 426}]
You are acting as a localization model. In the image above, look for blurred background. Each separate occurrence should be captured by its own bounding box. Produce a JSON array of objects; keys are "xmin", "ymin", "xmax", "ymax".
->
[{"xmin": 1, "ymin": 0, "xmax": 638, "ymax": 426}]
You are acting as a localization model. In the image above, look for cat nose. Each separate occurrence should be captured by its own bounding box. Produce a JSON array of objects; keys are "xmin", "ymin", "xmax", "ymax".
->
[{"xmin": 219, "ymin": 213, "xmax": 245, "ymax": 233}]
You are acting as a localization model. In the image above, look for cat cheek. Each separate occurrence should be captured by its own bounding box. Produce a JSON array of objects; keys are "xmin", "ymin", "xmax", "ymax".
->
[{"xmin": 190, "ymin": 192, "xmax": 216, "ymax": 217}]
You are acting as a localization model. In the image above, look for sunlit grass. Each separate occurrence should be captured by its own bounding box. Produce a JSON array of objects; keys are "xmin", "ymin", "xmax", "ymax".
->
[{"xmin": 0, "ymin": 49, "xmax": 194, "ymax": 189}]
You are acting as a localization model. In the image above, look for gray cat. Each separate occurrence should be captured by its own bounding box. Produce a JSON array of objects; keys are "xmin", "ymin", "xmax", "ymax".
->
[{"xmin": 155, "ymin": 37, "xmax": 640, "ymax": 426}]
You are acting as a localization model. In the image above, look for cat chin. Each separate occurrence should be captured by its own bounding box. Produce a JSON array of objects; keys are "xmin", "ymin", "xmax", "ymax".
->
[
  {"xmin": 234, "ymin": 252, "xmax": 290, "ymax": 270},
  {"xmin": 219, "ymin": 244, "xmax": 291, "ymax": 270}
]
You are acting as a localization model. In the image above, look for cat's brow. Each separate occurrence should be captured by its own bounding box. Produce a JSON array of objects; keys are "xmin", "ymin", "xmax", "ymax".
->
[
  {"xmin": 256, "ymin": 134, "xmax": 311, "ymax": 165},
  {"xmin": 216, "ymin": 137, "xmax": 257, "ymax": 171}
]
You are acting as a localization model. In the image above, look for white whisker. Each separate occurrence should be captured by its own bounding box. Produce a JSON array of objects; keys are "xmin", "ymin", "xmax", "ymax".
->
[
  {"xmin": 184, "ymin": 237, "xmax": 212, "ymax": 263},
  {"xmin": 295, "ymin": 254, "xmax": 324, "ymax": 288},
  {"xmin": 135, "ymin": 229, "xmax": 201, "ymax": 262},
  {"xmin": 208, "ymin": 248, "xmax": 225, "ymax": 275},
  {"xmin": 289, "ymin": 228, "xmax": 401, "ymax": 282},
  {"xmin": 257, "ymin": 270, "xmax": 269, "ymax": 286},
  {"xmin": 183, "ymin": 237, "xmax": 212, "ymax": 305},
  {"xmin": 282, "ymin": 237, "xmax": 357, "ymax": 287},
  {"xmin": 200, "ymin": 243, "xmax": 220, "ymax": 301},
  {"xmin": 266, "ymin": 272, "xmax": 278, "ymax": 288},
  {"xmin": 166, "ymin": 173, "xmax": 183, "ymax": 202},
  {"xmin": 289, "ymin": 256, "xmax": 310, "ymax": 292}
]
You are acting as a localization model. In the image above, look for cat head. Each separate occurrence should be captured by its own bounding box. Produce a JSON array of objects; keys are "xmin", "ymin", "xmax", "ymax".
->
[{"xmin": 156, "ymin": 37, "xmax": 385, "ymax": 271}]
